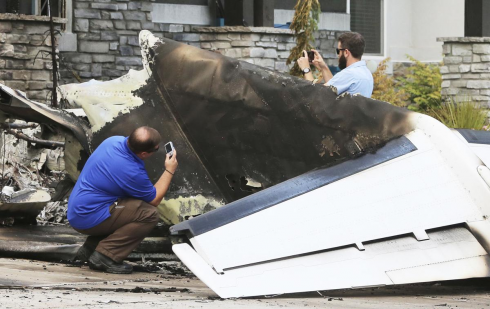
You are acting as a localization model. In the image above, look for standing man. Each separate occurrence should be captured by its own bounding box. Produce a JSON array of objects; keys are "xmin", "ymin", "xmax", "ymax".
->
[
  {"xmin": 298, "ymin": 32, "xmax": 373, "ymax": 98},
  {"xmin": 67, "ymin": 126, "xmax": 178, "ymax": 274}
]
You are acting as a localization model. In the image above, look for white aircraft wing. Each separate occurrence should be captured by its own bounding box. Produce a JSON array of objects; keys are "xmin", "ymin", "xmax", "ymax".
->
[{"xmin": 171, "ymin": 114, "xmax": 490, "ymax": 298}]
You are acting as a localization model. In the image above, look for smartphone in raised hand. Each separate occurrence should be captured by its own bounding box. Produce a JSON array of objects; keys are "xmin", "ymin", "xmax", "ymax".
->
[
  {"xmin": 307, "ymin": 51, "xmax": 315, "ymax": 63},
  {"xmin": 164, "ymin": 141, "xmax": 175, "ymax": 157}
]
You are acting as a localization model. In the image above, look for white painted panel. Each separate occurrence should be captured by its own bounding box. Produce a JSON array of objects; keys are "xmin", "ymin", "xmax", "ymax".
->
[
  {"xmin": 274, "ymin": 10, "xmax": 350, "ymax": 31},
  {"xmin": 174, "ymin": 227, "xmax": 490, "ymax": 298},
  {"xmin": 468, "ymin": 144, "xmax": 490, "ymax": 168},
  {"xmin": 151, "ymin": 3, "xmax": 212, "ymax": 26},
  {"xmin": 451, "ymin": 130, "xmax": 490, "ymax": 168},
  {"xmin": 174, "ymin": 114, "xmax": 490, "ymax": 298},
  {"xmin": 191, "ymin": 119, "xmax": 489, "ymax": 271},
  {"xmin": 387, "ymin": 256, "xmax": 490, "ymax": 284}
]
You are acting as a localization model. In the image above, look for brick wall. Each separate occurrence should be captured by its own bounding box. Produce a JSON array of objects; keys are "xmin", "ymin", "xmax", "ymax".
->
[{"xmin": 0, "ymin": 14, "xmax": 65, "ymax": 103}]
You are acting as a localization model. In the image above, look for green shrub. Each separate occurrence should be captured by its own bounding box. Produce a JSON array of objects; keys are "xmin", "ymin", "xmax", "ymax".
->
[
  {"xmin": 286, "ymin": 0, "xmax": 321, "ymax": 77},
  {"xmin": 398, "ymin": 55, "xmax": 442, "ymax": 112},
  {"xmin": 372, "ymin": 58, "xmax": 409, "ymax": 107},
  {"xmin": 373, "ymin": 56, "xmax": 487, "ymax": 131}
]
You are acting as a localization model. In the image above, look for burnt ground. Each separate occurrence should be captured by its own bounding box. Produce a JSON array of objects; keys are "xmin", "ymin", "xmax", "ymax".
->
[{"xmin": 0, "ymin": 258, "xmax": 489, "ymax": 308}]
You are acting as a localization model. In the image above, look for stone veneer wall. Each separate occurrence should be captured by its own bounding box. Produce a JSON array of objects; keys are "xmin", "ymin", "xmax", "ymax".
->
[
  {"xmin": 193, "ymin": 27, "xmax": 341, "ymax": 73},
  {"xmin": 58, "ymin": 1, "xmax": 343, "ymax": 84},
  {"xmin": 439, "ymin": 37, "xmax": 490, "ymax": 106},
  {"xmin": 0, "ymin": 14, "xmax": 65, "ymax": 102}
]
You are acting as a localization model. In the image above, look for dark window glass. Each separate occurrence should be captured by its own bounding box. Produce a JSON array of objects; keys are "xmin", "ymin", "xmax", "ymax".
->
[
  {"xmin": 350, "ymin": 0, "xmax": 382, "ymax": 54},
  {"xmin": 275, "ymin": 0, "xmax": 347, "ymax": 13},
  {"xmin": 3, "ymin": 0, "xmax": 33, "ymax": 14},
  {"xmin": 40, "ymin": 0, "xmax": 61, "ymax": 16},
  {"xmin": 154, "ymin": 0, "xmax": 209, "ymax": 5},
  {"xmin": 320, "ymin": 0, "xmax": 347, "ymax": 13},
  {"xmin": 0, "ymin": 0, "xmax": 62, "ymax": 17}
]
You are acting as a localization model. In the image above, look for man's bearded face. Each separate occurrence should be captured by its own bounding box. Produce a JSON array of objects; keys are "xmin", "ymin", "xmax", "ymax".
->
[{"xmin": 339, "ymin": 52, "xmax": 347, "ymax": 70}]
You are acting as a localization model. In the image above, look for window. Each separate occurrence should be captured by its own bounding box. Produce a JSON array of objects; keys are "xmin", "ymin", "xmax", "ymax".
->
[
  {"xmin": 350, "ymin": 0, "xmax": 383, "ymax": 54},
  {"xmin": 154, "ymin": 0, "xmax": 208, "ymax": 5},
  {"xmin": 275, "ymin": 0, "xmax": 347, "ymax": 13},
  {"xmin": 40, "ymin": 0, "xmax": 63, "ymax": 17},
  {"xmin": 0, "ymin": 0, "xmax": 34, "ymax": 14},
  {"xmin": 0, "ymin": 0, "xmax": 63, "ymax": 17}
]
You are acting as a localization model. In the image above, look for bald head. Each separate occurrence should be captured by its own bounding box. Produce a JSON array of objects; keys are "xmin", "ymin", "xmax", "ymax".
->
[{"xmin": 128, "ymin": 126, "xmax": 161, "ymax": 154}]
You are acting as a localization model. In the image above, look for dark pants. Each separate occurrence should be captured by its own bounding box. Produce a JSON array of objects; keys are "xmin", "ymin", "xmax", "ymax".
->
[{"xmin": 74, "ymin": 198, "xmax": 159, "ymax": 263}]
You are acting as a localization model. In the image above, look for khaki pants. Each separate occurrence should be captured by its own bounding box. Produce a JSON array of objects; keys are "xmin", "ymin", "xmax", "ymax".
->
[{"xmin": 74, "ymin": 198, "xmax": 159, "ymax": 263}]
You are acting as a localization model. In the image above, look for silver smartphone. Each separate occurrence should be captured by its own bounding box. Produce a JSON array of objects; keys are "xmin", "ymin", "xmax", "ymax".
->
[{"xmin": 164, "ymin": 141, "xmax": 175, "ymax": 157}]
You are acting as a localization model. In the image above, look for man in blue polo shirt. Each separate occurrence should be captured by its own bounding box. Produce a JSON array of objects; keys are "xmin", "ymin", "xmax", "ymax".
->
[
  {"xmin": 297, "ymin": 32, "xmax": 373, "ymax": 98},
  {"xmin": 68, "ymin": 126, "xmax": 178, "ymax": 274}
]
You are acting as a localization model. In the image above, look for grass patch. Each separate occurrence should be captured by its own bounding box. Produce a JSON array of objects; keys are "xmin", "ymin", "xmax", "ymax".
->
[{"xmin": 430, "ymin": 98, "xmax": 488, "ymax": 130}]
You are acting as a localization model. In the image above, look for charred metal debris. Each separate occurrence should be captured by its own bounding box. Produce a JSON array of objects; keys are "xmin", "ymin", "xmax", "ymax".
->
[{"xmin": 0, "ymin": 30, "xmax": 414, "ymax": 264}]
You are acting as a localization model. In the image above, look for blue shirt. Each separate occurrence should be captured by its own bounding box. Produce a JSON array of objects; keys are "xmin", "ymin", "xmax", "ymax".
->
[
  {"xmin": 326, "ymin": 60, "xmax": 373, "ymax": 98},
  {"xmin": 67, "ymin": 136, "xmax": 157, "ymax": 230}
]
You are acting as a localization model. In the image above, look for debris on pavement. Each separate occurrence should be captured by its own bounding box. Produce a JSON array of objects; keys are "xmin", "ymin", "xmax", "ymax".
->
[
  {"xmin": 132, "ymin": 260, "xmax": 194, "ymax": 277},
  {"xmin": 36, "ymin": 200, "xmax": 68, "ymax": 226}
]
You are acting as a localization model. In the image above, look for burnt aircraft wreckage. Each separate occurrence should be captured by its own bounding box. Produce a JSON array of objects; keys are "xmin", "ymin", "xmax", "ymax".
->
[{"xmin": 1, "ymin": 30, "xmax": 490, "ymax": 297}]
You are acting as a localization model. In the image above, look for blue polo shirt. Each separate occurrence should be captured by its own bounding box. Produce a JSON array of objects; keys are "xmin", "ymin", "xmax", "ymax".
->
[
  {"xmin": 326, "ymin": 60, "xmax": 373, "ymax": 98},
  {"xmin": 67, "ymin": 136, "xmax": 157, "ymax": 230}
]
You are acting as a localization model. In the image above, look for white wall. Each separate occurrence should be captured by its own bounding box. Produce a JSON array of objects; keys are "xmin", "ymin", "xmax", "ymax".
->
[
  {"xmin": 383, "ymin": 0, "xmax": 464, "ymax": 63},
  {"xmin": 274, "ymin": 10, "xmax": 350, "ymax": 31},
  {"xmin": 152, "ymin": 3, "xmax": 212, "ymax": 25}
]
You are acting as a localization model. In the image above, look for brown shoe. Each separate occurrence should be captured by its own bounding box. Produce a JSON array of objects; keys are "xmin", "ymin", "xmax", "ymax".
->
[{"xmin": 88, "ymin": 251, "xmax": 133, "ymax": 274}]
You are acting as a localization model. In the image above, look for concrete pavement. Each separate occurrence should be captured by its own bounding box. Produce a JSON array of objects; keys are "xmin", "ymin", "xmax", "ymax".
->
[{"xmin": 0, "ymin": 258, "xmax": 489, "ymax": 308}]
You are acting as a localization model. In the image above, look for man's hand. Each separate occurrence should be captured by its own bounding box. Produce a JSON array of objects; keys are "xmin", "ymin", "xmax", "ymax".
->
[
  {"xmin": 311, "ymin": 49, "xmax": 327, "ymax": 70},
  {"xmin": 149, "ymin": 149, "xmax": 178, "ymax": 206},
  {"xmin": 297, "ymin": 50, "xmax": 310, "ymax": 71},
  {"xmin": 309, "ymin": 49, "xmax": 334, "ymax": 83},
  {"xmin": 298, "ymin": 50, "xmax": 314, "ymax": 81},
  {"xmin": 165, "ymin": 149, "xmax": 178, "ymax": 174}
]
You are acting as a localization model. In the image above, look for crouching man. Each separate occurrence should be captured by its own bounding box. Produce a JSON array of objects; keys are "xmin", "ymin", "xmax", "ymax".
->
[{"xmin": 67, "ymin": 126, "xmax": 178, "ymax": 274}]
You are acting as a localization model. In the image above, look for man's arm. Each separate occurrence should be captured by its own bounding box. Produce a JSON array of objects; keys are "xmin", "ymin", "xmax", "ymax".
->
[
  {"xmin": 320, "ymin": 66, "xmax": 333, "ymax": 84},
  {"xmin": 148, "ymin": 150, "xmax": 178, "ymax": 206}
]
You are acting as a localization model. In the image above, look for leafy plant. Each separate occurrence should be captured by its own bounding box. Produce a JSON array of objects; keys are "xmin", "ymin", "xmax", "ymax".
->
[
  {"xmin": 372, "ymin": 58, "xmax": 408, "ymax": 107},
  {"xmin": 372, "ymin": 56, "xmax": 487, "ymax": 131},
  {"xmin": 286, "ymin": 0, "xmax": 321, "ymax": 77},
  {"xmin": 398, "ymin": 55, "xmax": 442, "ymax": 112},
  {"xmin": 430, "ymin": 98, "xmax": 488, "ymax": 130}
]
